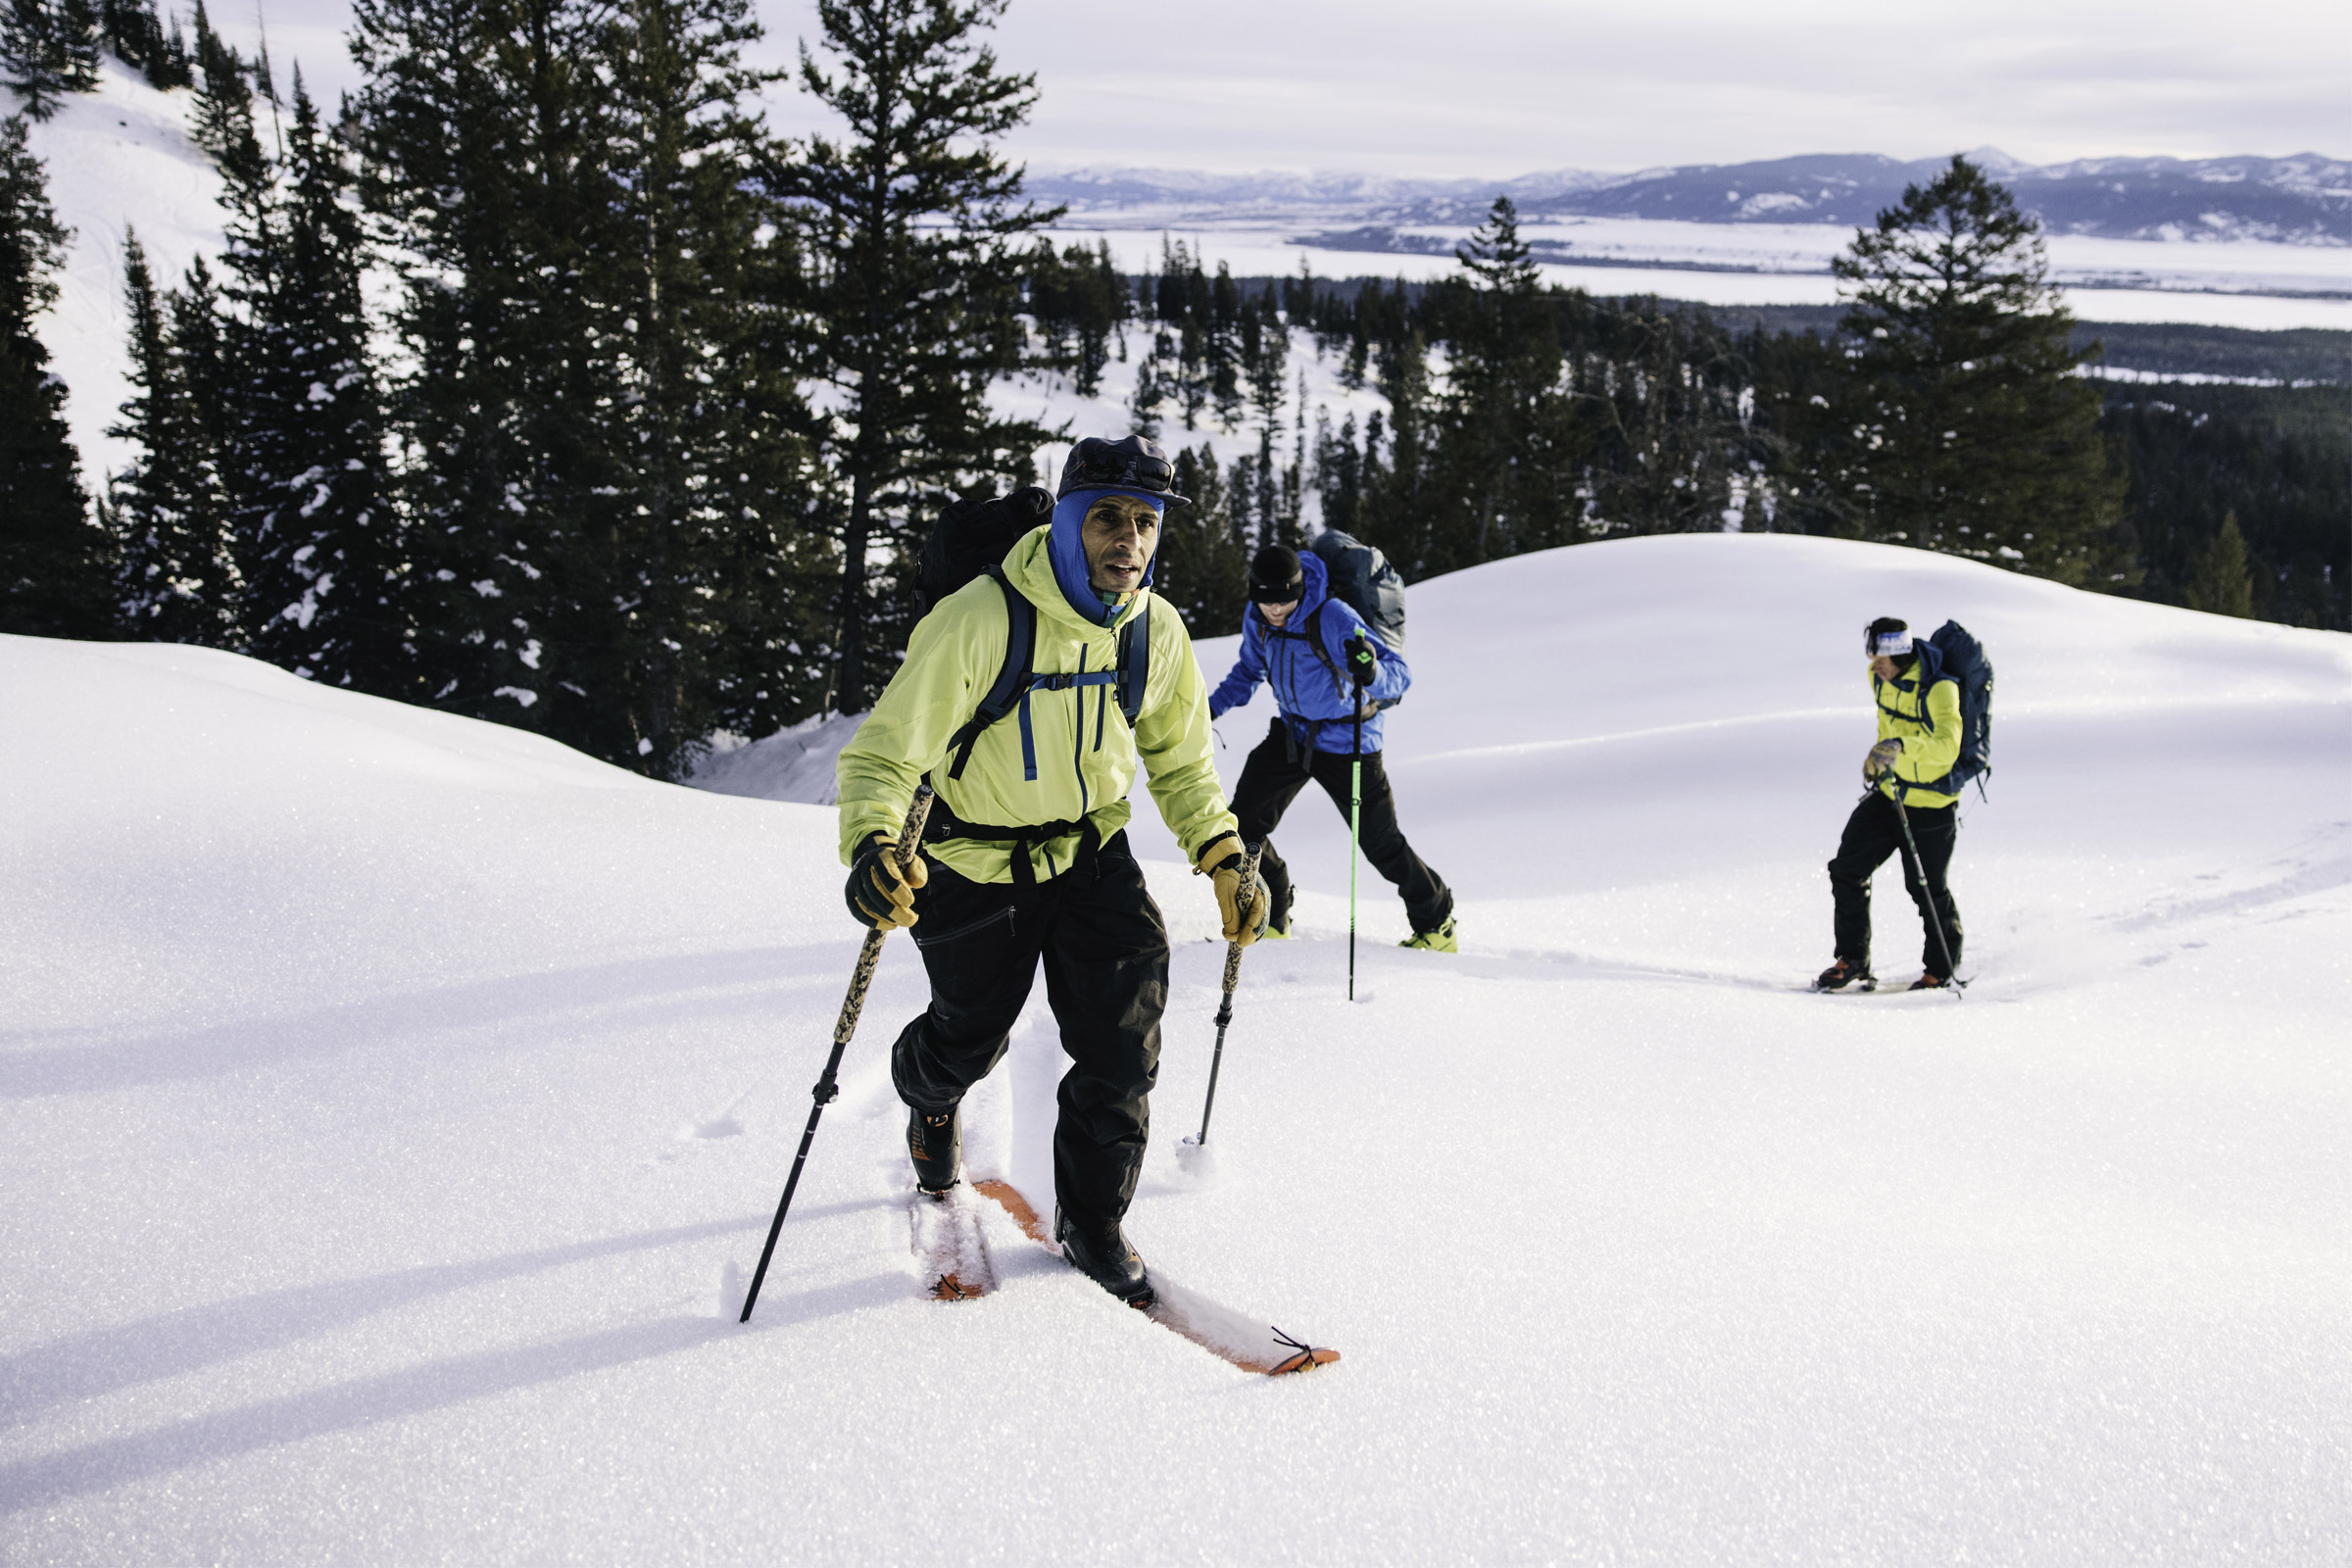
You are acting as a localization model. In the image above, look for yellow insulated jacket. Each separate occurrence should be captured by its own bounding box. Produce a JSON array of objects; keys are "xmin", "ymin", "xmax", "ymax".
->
[
  {"xmin": 1871, "ymin": 659, "xmax": 1964, "ymax": 808},
  {"xmin": 837, "ymin": 526, "xmax": 1239, "ymax": 883}
]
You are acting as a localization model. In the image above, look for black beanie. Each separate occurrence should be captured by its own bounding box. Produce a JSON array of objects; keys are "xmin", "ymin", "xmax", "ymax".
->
[{"xmin": 1249, "ymin": 546, "xmax": 1302, "ymax": 604}]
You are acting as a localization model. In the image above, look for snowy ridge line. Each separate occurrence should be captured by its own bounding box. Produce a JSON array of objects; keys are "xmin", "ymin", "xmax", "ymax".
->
[
  {"xmin": 1396, "ymin": 689, "xmax": 2349, "ymax": 770},
  {"xmin": 1394, "ymin": 707, "xmax": 1851, "ymax": 766}
]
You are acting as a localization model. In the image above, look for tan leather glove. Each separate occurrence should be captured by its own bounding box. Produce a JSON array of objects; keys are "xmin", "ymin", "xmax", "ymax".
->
[
  {"xmin": 845, "ymin": 833, "xmax": 929, "ymax": 930},
  {"xmin": 1197, "ymin": 839, "xmax": 1269, "ymax": 948},
  {"xmin": 1864, "ymin": 738, "xmax": 1904, "ymax": 782}
]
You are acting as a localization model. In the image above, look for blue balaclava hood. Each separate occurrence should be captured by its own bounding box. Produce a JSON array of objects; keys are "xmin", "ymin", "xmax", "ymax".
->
[
  {"xmin": 1049, "ymin": 487, "xmax": 1163, "ymax": 626},
  {"xmin": 1048, "ymin": 437, "xmax": 1187, "ymax": 627}
]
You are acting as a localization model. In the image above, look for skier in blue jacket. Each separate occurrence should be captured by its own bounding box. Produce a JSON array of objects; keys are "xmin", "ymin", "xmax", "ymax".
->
[{"xmin": 1207, "ymin": 545, "xmax": 1456, "ymax": 950}]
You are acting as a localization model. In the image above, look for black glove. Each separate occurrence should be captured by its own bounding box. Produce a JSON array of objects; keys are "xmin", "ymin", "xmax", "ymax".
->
[
  {"xmin": 1344, "ymin": 634, "xmax": 1378, "ymax": 689},
  {"xmin": 845, "ymin": 833, "xmax": 927, "ymax": 930}
]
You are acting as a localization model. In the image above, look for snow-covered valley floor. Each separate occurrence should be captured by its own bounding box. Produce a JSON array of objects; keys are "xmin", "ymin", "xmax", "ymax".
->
[{"xmin": 4, "ymin": 535, "xmax": 2348, "ymax": 1563}]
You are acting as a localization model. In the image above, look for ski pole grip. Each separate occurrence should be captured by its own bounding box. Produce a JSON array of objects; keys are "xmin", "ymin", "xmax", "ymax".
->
[
  {"xmin": 893, "ymin": 785, "xmax": 936, "ymax": 872},
  {"xmin": 1222, "ymin": 842, "xmax": 1263, "ymax": 993}
]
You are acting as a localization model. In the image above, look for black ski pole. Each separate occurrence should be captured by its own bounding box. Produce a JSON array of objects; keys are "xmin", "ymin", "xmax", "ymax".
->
[
  {"xmin": 740, "ymin": 784, "xmax": 936, "ymax": 1323},
  {"xmin": 1194, "ymin": 841, "xmax": 1263, "ymax": 1146},
  {"xmin": 1884, "ymin": 781, "xmax": 1964, "ymax": 998}
]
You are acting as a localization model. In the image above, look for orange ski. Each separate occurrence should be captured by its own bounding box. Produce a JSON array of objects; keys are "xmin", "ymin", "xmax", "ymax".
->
[{"xmin": 970, "ymin": 1179, "xmax": 1340, "ymax": 1376}]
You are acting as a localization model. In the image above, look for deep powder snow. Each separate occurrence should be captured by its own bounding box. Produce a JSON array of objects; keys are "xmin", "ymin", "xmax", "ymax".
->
[{"xmin": 3, "ymin": 535, "xmax": 2347, "ymax": 1564}]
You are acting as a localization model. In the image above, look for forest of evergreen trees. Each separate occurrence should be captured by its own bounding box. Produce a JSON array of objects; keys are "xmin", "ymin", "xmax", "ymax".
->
[{"xmin": 3, "ymin": 0, "xmax": 2345, "ymax": 781}]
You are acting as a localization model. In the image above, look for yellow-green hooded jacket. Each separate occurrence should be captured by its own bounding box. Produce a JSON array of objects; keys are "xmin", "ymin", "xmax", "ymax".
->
[
  {"xmin": 1871, "ymin": 659, "xmax": 1963, "ymax": 808},
  {"xmin": 836, "ymin": 526, "xmax": 1238, "ymax": 882}
]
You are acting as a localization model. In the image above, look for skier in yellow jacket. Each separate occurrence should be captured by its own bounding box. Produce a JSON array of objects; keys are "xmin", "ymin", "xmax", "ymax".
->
[
  {"xmin": 835, "ymin": 435, "xmax": 1266, "ymax": 1302},
  {"xmin": 1815, "ymin": 617, "xmax": 1966, "ymax": 993}
]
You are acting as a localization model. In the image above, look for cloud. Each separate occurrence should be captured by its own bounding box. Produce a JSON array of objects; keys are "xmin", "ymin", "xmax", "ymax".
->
[{"xmin": 226, "ymin": 0, "xmax": 2352, "ymax": 175}]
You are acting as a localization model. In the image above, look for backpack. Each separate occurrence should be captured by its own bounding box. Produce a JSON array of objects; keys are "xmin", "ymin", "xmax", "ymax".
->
[
  {"xmin": 1913, "ymin": 620, "xmax": 1994, "ymax": 797},
  {"xmin": 1307, "ymin": 528, "xmax": 1406, "ymax": 655},
  {"xmin": 917, "ymin": 489, "xmax": 1152, "ymax": 784},
  {"xmin": 918, "ymin": 486, "xmax": 1054, "ymax": 609},
  {"xmin": 1297, "ymin": 528, "xmax": 1407, "ymax": 712}
]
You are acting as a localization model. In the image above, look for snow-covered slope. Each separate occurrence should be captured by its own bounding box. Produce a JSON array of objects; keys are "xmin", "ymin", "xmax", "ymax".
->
[
  {"xmin": 5, "ymin": 536, "xmax": 2349, "ymax": 1564},
  {"xmin": 16, "ymin": 64, "xmax": 229, "ymax": 484}
]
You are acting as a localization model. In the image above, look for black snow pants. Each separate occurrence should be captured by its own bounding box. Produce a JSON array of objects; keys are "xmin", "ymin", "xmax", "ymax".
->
[
  {"xmin": 1230, "ymin": 716, "xmax": 1453, "ymax": 937},
  {"xmin": 1829, "ymin": 791, "xmax": 1963, "ymax": 980},
  {"xmin": 889, "ymin": 830, "xmax": 1168, "ymax": 1235}
]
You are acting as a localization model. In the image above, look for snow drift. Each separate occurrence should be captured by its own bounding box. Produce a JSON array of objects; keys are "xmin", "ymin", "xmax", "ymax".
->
[{"xmin": 3, "ymin": 534, "xmax": 2347, "ymax": 1564}]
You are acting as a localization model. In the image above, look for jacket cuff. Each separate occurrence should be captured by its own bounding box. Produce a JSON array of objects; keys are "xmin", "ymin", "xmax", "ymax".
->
[{"xmin": 1193, "ymin": 830, "xmax": 1241, "ymax": 869}]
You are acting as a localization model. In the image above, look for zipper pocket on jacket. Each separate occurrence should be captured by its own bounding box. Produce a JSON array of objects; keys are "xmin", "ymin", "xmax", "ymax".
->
[{"xmin": 912, "ymin": 904, "xmax": 1015, "ymax": 950}]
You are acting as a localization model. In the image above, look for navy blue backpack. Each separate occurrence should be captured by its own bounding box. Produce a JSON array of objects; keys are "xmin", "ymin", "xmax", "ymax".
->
[{"xmin": 1912, "ymin": 620, "xmax": 1994, "ymax": 797}]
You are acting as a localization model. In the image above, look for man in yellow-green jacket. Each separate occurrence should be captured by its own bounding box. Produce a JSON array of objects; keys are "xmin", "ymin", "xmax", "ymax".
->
[
  {"xmin": 1815, "ymin": 616, "xmax": 1967, "ymax": 993},
  {"xmin": 835, "ymin": 435, "xmax": 1267, "ymax": 1304}
]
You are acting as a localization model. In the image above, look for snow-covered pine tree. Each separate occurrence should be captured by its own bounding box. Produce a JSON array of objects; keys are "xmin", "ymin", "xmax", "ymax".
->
[
  {"xmin": 227, "ymin": 79, "xmax": 405, "ymax": 692},
  {"xmin": 564, "ymin": 0, "xmax": 825, "ymax": 772},
  {"xmin": 0, "ymin": 113, "xmax": 110, "ymax": 635},
  {"xmin": 3, "ymin": 0, "xmax": 73, "ymax": 116},
  {"xmin": 54, "ymin": 0, "xmax": 96, "ymax": 88},
  {"xmin": 352, "ymin": 0, "xmax": 625, "ymax": 731},
  {"xmin": 99, "ymin": 0, "xmax": 190, "ymax": 90},
  {"xmin": 1820, "ymin": 154, "xmax": 2127, "ymax": 584},
  {"xmin": 109, "ymin": 227, "xmax": 238, "ymax": 641},
  {"xmin": 777, "ymin": 0, "xmax": 1060, "ymax": 713},
  {"xmin": 187, "ymin": 0, "xmax": 264, "ymax": 192}
]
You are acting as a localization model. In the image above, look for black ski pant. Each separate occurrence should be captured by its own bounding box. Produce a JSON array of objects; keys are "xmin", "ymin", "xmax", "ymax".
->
[
  {"xmin": 1829, "ymin": 791, "xmax": 1963, "ymax": 979},
  {"xmin": 889, "ymin": 831, "xmax": 1168, "ymax": 1236},
  {"xmin": 1230, "ymin": 717, "xmax": 1453, "ymax": 937}
]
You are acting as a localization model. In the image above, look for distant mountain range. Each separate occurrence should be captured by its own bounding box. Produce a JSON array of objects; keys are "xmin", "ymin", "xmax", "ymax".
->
[{"xmin": 1028, "ymin": 152, "xmax": 2352, "ymax": 245}]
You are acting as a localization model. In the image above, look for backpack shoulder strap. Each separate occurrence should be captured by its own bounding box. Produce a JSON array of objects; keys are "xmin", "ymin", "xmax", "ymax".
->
[
  {"xmin": 1303, "ymin": 603, "xmax": 1344, "ymax": 687},
  {"xmin": 1116, "ymin": 596, "xmax": 1152, "ymax": 727},
  {"xmin": 943, "ymin": 564, "xmax": 1035, "ymax": 781}
]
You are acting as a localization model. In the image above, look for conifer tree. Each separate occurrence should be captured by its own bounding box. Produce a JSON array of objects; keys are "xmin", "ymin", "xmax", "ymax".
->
[
  {"xmin": 1821, "ymin": 154, "xmax": 2126, "ymax": 583},
  {"xmin": 778, "ymin": 0, "xmax": 1059, "ymax": 712},
  {"xmin": 55, "ymin": 0, "xmax": 96, "ymax": 87},
  {"xmin": 3, "ymin": 0, "xmax": 72, "ymax": 116},
  {"xmin": 353, "ymin": 0, "xmax": 624, "ymax": 727},
  {"xmin": 187, "ymin": 1, "xmax": 266, "ymax": 193},
  {"xmin": 2184, "ymin": 511, "xmax": 2254, "ymax": 617},
  {"xmin": 1153, "ymin": 442, "xmax": 1245, "ymax": 635},
  {"xmin": 0, "ymin": 113, "xmax": 109, "ymax": 635},
  {"xmin": 1351, "ymin": 326, "xmax": 1436, "ymax": 575},
  {"xmin": 1421, "ymin": 197, "xmax": 1588, "ymax": 568},
  {"xmin": 110, "ymin": 228, "xmax": 237, "ymax": 640},
  {"xmin": 229, "ymin": 79, "xmax": 405, "ymax": 689},
  {"xmin": 579, "ymin": 0, "xmax": 824, "ymax": 769}
]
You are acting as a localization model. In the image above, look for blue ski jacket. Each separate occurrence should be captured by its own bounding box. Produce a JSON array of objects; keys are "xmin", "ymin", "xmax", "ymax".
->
[{"xmin": 1207, "ymin": 550, "xmax": 1409, "ymax": 755}]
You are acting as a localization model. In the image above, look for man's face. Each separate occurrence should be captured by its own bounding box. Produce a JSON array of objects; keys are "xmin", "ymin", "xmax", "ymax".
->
[
  {"xmin": 1257, "ymin": 598, "xmax": 1299, "ymax": 628},
  {"xmin": 1870, "ymin": 654, "xmax": 1899, "ymax": 680},
  {"xmin": 1082, "ymin": 496, "xmax": 1158, "ymax": 595}
]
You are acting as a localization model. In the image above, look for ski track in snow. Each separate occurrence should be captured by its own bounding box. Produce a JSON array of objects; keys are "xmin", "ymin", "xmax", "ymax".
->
[{"xmin": 5, "ymin": 539, "xmax": 2351, "ymax": 1558}]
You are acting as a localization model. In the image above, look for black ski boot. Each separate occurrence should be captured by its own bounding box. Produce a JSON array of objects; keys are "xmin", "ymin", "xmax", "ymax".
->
[
  {"xmin": 1054, "ymin": 1206, "xmax": 1153, "ymax": 1305},
  {"xmin": 906, "ymin": 1105, "xmax": 960, "ymax": 1196},
  {"xmin": 1813, "ymin": 957, "xmax": 1876, "ymax": 993},
  {"xmin": 1906, "ymin": 972, "xmax": 1951, "ymax": 992}
]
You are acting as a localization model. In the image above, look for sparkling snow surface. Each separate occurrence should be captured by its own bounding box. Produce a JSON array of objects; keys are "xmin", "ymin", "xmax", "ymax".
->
[{"xmin": 5, "ymin": 536, "xmax": 2348, "ymax": 1563}]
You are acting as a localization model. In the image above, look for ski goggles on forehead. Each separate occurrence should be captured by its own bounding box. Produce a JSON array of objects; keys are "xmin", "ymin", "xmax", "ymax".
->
[
  {"xmin": 1867, "ymin": 626, "xmax": 1913, "ymax": 658},
  {"xmin": 1066, "ymin": 443, "xmax": 1178, "ymax": 496}
]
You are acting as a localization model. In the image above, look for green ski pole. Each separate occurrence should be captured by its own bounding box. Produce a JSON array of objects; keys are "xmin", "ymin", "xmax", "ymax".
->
[{"xmin": 1348, "ymin": 703, "xmax": 1362, "ymax": 1002}]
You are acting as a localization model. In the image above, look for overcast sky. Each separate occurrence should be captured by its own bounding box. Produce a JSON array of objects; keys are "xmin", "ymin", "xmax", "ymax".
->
[{"xmin": 241, "ymin": 0, "xmax": 2349, "ymax": 176}]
